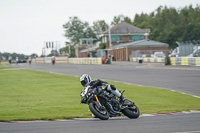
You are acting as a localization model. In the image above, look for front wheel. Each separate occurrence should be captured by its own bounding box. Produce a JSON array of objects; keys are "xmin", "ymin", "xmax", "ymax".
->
[
  {"xmin": 89, "ymin": 101, "xmax": 109, "ymax": 120},
  {"xmin": 122, "ymin": 105, "xmax": 140, "ymax": 119}
]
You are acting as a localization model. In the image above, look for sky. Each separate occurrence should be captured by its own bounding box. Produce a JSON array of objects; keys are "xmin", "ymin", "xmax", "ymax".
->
[{"xmin": 0, "ymin": 0, "xmax": 199, "ymax": 56}]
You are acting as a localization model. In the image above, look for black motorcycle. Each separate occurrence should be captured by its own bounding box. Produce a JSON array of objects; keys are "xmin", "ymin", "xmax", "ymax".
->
[{"xmin": 80, "ymin": 82, "xmax": 140, "ymax": 120}]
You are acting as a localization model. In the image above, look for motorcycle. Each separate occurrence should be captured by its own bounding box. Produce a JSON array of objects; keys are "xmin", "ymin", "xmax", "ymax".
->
[
  {"xmin": 80, "ymin": 82, "xmax": 140, "ymax": 120},
  {"xmin": 51, "ymin": 59, "xmax": 55, "ymax": 65}
]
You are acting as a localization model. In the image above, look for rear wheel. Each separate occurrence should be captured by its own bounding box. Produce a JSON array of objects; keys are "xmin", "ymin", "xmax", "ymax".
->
[
  {"xmin": 122, "ymin": 105, "xmax": 140, "ymax": 119},
  {"xmin": 89, "ymin": 101, "xmax": 109, "ymax": 120}
]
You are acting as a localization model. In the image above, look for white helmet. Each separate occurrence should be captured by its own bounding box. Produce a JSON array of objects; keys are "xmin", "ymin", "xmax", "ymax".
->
[{"xmin": 80, "ymin": 74, "xmax": 92, "ymax": 87}]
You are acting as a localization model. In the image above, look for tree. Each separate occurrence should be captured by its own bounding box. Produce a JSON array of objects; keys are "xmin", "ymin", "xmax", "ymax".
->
[
  {"xmin": 133, "ymin": 5, "xmax": 200, "ymax": 49},
  {"xmin": 63, "ymin": 17, "xmax": 97, "ymax": 46},
  {"xmin": 111, "ymin": 15, "xmax": 133, "ymax": 25},
  {"xmin": 133, "ymin": 13, "xmax": 149, "ymax": 28},
  {"xmin": 92, "ymin": 20, "xmax": 109, "ymax": 39},
  {"xmin": 0, "ymin": 52, "xmax": 28, "ymax": 60},
  {"xmin": 30, "ymin": 53, "xmax": 38, "ymax": 58},
  {"xmin": 59, "ymin": 43, "xmax": 75, "ymax": 57}
]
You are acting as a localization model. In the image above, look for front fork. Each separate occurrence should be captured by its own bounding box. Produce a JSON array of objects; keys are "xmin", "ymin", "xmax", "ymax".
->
[{"xmin": 93, "ymin": 90, "xmax": 102, "ymax": 106}]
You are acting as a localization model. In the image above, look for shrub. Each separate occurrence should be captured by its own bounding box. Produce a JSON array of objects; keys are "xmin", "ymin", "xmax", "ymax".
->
[
  {"xmin": 99, "ymin": 43, "xmax": 106, "ymax": 49},
  {"xmin": 165, "ymin": 56, "xmax": 171, "ymax": 65}
]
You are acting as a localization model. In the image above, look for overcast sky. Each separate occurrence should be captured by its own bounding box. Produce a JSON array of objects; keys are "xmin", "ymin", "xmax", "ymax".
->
[{"xmin": 0, "ymin": 0, "xmax": 199, "ymax": 56}]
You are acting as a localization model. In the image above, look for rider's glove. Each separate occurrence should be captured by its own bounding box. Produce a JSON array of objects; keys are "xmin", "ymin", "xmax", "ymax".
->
[
  {"xmin": 91, "ymin": 79, "xmax": 102, "ymax": 88},
  {"xmin": 81, "ymin": 97, "xmax": 87, "ymax": 103}
]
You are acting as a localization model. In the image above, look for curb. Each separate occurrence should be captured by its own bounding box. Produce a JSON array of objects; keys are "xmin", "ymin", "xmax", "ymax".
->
[
  {"xmin": 1, "ymin": 109, "xmax": 200, "ymax": 124},
  {"xmin": 142, "ymin": 109, "xmax": 200, "ymax": 117}
]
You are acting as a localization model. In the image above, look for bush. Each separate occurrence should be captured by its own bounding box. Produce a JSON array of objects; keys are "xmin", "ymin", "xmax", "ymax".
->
[
  {"xmin": 165, "ymin": 56, "xmax": 171, "ymax": 65},
  {"xmin": 99, "ymin": 43, "xmax": 106, "ymax": 49}
]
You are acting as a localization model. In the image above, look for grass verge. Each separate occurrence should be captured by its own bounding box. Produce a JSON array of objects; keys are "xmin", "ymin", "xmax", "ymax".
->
[
  {"xmin": 0, "ymin": 68, "xmax": 200, "ymax": 122},
  {"xmin": 0, "ymin": 65, "xmax": 12, "ymax": 69}
]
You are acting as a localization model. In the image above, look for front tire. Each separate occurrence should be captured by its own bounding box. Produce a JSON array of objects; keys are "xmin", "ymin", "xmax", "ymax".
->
[
  {"xmin": 89, "ymin": 102, "xmax": 109, "ymax": 120},
  {"xmin": 122, "ymin": 105, "xmax": 140, "ymax": 119}
]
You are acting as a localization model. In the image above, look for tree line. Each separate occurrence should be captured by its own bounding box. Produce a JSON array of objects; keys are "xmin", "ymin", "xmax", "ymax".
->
[
  {"xmin": 0, "ymin": 52, "xmax": 38, "ymax": 61},
  {"xmin": 63, "ymin": 4, "xmax": 200, "ymax": 52},
  {"xmin": 133, "ymin": 5, "xmax": 200, "ymax": 49}
]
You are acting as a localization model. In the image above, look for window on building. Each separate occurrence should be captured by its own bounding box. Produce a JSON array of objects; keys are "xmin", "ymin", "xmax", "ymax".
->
[
  {"xmin": 111, "ymin": 35, "xmax": 122, "ymax": 42},
  {"xmin": 130, "ymin": 35, "xmax": 144, "ymax": 41},
  {"xmin": 82, "ymin": 40, "xmax": 87, "ymax": 44}
]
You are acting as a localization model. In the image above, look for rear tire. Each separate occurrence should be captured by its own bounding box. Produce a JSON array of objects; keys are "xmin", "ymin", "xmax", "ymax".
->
[
  {"xmin": 89, "ymin": 102, "xmax": 109, "ymax": 120},
  {"xmin": 122, "ymin": 105, "xmax": 140, "ymax": 119}
]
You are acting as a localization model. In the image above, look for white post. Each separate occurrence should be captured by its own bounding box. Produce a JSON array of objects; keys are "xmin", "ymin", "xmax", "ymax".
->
[
  {"xmin": 68, "ymin": 44, "xmax": 71, "ymax": 55},
  {"xmin": 109, "ymin": 26, "xmax": 112, "ymax": 47}
]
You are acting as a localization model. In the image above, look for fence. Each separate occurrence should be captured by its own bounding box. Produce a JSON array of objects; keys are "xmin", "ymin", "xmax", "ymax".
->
[
  {"xmin": 131, "ymin": 57, "xmax": 165, "ymax": 63},
  {"xmin": 170, "ymin": 57, "xmax": 200, "ymax": 66},
  {"xmin": 68, "ymin": 58, "xmax": 102, "ymax": 65},
  {"xmin": 35, "ymin": 57, "xmax": 45, "ymax": 63},
  {"xmin": 131, "ymin": 57, "xmax": 200, "ymax": 66},
  {"xmin": 32, "ymin": 57, "xmax": 102, "ymax": 65},
  {"xmin": 0, "ymin": 60, "xmax": 9, "ymax": 65},
  {"xmin": 30, "ymin": 57, "xmax": 68, "ymax": 64},
  {"xmin": 55, "ymin": 57, "xmax": 68, "ymax": 63},
  {"xmin": 1, "ymin": 57, "xmax": 102, "ymax": 65}
]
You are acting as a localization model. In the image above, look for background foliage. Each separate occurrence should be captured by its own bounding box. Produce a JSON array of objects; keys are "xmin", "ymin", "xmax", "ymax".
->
[
  {"xmin": 0, "ymin": 52, "xmax": 38, "ymax": 60},
  {"xmin": 133, "ymin": 5, "xmax": 200, "ymax": 49},
  {"xmin": 63, "ymin": 5, "xmax": 200, "ymax": 50}
]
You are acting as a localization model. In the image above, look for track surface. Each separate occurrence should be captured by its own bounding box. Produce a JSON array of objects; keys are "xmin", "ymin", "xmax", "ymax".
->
[
  {"xmin": 1, "ymin": 62, "xmax": 200, "ymax": 133},
  {"xmin": 1, "ymin": 113, "xmax": 200, "ymax": 133}
]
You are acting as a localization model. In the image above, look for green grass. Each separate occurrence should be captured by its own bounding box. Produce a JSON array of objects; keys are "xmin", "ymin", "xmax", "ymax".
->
[
  {"xmin": 0, "ymin": 69, "xmax": 200, "ymax": 122},
  {"xmin": 0, "ymin": 65, "xmax": 12, "ymax": 69}
]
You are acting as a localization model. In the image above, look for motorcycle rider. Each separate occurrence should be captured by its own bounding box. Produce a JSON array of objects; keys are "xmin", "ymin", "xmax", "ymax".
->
[
  {"xmin": 80, "ymin": 74, "xmax": 133, "ymax": 106},
  {"xmin": 51, "ymin": 56, "xmax": 55, "ymax": 65}
]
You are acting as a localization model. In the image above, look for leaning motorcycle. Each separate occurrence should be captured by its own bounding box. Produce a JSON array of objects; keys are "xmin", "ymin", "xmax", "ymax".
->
[{"xmin": 80, "ymin": 85, "xmax": 140, "ymax": 120}]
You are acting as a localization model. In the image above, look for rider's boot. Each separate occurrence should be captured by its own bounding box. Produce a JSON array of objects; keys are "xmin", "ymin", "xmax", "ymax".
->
[{"xmin": 120, "ymin": 95, "xmax": 134, "ymax": 106}]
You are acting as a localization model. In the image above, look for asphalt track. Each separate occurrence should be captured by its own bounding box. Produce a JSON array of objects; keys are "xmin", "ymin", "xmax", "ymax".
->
[
  {"xmin": 1, "ymin": 62, "xmax": 200, "ymax": 133},
  {"xmin": 1, "ymin": 113, "xmax": 200, "ymax": 133}
]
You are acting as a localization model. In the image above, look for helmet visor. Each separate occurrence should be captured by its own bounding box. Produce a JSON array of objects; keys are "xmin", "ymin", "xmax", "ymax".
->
[{"xmin": 81, "ymin": 80, "xmax": 86, "ymax": 87}]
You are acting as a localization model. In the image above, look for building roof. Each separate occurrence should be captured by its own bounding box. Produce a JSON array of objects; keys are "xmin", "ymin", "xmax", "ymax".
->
[
  {"xmin": 106, "ymin": 39, "xmax": 168, "ymax": 50},
  {"xmin": 80, "ymin": 42, "xmax": 100, "ymax": 53},
  {"xmin": 176, "ymin": 41, "xmax": 200, "ymax": 46},
  {"xmin": 103, "ymin": 21, "xmax": 150, "ymax": 35}
]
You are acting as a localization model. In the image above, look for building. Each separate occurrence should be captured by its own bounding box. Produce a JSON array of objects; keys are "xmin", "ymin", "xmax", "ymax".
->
[
  {"xmin": 79, "ymin": 42, "xmax": 99, "ymax": 57},
  {"xmin": 170, "ymin": 41, "xmax": 200, "ymax": 57},
  {"xmin": 101, "ymin": 21, "xmax": 150, "ymax": 48},
  {"xmin": 75, "ymin": 38, "xmax": 97, "ymax": 57},
  {"xmin": 107, "ymin": 39, "xmax": 169, "ymax": 61},
  {"xmin": 77, "ymin": 21, "xmax": 169, "ymax": 61}
]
